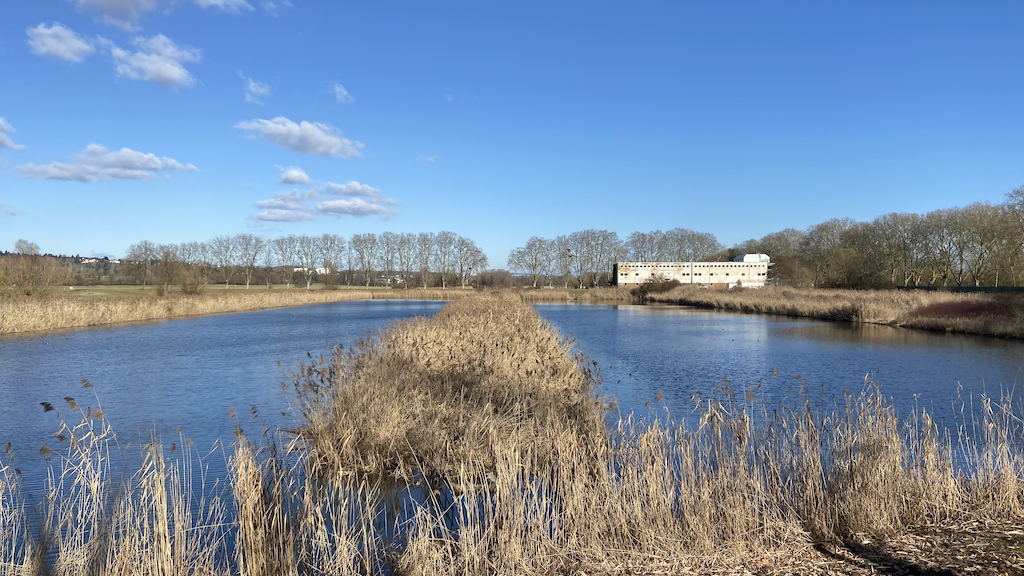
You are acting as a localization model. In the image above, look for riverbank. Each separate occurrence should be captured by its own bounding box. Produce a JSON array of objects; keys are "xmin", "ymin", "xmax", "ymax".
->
[
  {"xmin": 648, "ymin": 285, "xmax": 1024, "ymax": 339},
  {"xmin": 0, "ymin": 287, "xmax": 470, "ymax": 335},
  {"xmin": 0, "ymin": 286, "xmax": 634, "ymax": 336},
  {"xmin": 4, "ymin": 293, "xmax": 1022, "ymax": 574}
]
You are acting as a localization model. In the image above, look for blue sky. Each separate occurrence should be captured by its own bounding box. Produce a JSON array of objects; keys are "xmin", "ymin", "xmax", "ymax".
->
[{"xmin": 1, "ymin": 1, "xmax": 1021, "ymax": 263}]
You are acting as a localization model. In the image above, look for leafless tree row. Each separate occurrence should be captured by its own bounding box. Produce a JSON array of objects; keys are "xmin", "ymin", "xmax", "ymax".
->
[
  {"xmin": 121, "ymin": 231, "xmax": 488, "ymax": 291},
  {"xmin": 508, "ymin": 228, "xmax": 725, "ymax": 288},
  {"xmin": 732, "ymin": 186, "xmax": 1024, "ymax": 288}
]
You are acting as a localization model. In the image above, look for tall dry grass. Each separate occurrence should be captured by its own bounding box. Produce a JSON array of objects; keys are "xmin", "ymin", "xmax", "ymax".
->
[
  {"xmin": 0, "ymin": 288, "xmax": 470, "ymax": 336},
  {"xmin": 2, "ymin": 294, "xmax": 1023, "ymax": 574},
  {"xmin": 648, "ymin": 285, "xmax": 1024, "ymax": 338}
]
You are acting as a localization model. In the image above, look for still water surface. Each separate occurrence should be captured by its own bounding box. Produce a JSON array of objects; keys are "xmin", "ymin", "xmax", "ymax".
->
[{"xmin": 1, "ymin": 300, "xmax": 1022, "ymax": 489}]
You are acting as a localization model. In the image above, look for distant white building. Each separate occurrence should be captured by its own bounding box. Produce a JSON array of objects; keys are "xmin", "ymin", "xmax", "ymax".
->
[{"xmin": 614, "ymin": 254, "xmax": 771, "ymax": 288}]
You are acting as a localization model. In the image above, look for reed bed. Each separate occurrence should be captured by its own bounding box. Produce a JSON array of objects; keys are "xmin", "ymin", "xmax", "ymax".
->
[
  {"xmin": 649, "ymin": 285, "xmax": 1024, "ymax": 339},
  {"xmin": 511, "ymin": 286, "xmax": 634, "ymax": 303},
  {"xmin": 2, "ymin": 294, "xmax": 1023, "ymax": 575},
  {"xmin": 0, "ymin": 288, "xmax": 469, "ymax": 336}
]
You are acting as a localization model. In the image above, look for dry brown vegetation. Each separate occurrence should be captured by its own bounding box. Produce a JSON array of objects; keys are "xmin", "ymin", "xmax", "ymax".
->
[
  {"xmin": 0, "ymin": 288, "xmax": 472, "ymax": 335},
  {"xmin": 2, "ymin": 294, "xmax": 1024, "ymax": 575},
  {"xmin": 0, "ymin": 286, "xmax": 634, "ymax": 336},
  {"xmin": 648, "ymin": 285, "xmax": 1024, "ymax": 339}
]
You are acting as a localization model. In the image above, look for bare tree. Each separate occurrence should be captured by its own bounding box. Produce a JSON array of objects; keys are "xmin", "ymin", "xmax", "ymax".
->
[
  {"xmin": 7, "ymin": 239, "xmax": 70, "ymax": 295},
  {"xmin": 155, "ymin": 243, "xmax": 181, "ymax": 294},
  {"xmin": 272, "ymin": 235, "xmax": 298, "ymax": 289},
  {"xmin": 378, "ymin": 231, "xmax": 399, "ymax": 287},
  {"xmin": 235, "ymin": 233, "xmax": 266, "ymax": 289},
  {"xmin": 433, "ymin": 231, "xmax": 458, "ymax": 289},
  {"xmin": 125, "ymin": 240, "xmax": 158, "ymax": 286},
  {"xmin": 508, "ymin": 236, "xmax": 550, "ymax": 288},
  {"xmin": 320, "ymin": 233, "xmax": 347, "ymax": 288},
  {"xmin": 261, "ymin": 241, "xmax": 276, "ymax": 288},
  {"xmin": 416, "ymin": 232, "xmax": 435, "ymax": 288},
  {"xmin": 208, "ymin": 235, "xmax": 238, "ymax": 289},
  {"xmin": 350, "ymin": 233, "xmax": 378, "ymax": 287},
  {"xmin": 295, "ymin": 235, "xmax": 322, "ymax": 289},
  {"xmin": 455, "ymin": 235, "xmax": 487, "ymax": 288},
  {"xmin": 14, "ymin": 239, "xmax": 40, "ymax": 255},
  {"xmin": 552, "ymin": 235, "xmax": 573, "ymax": 288},
  {"xmin": 625, "ymin": 231, "xmax": 664, "ymax": 262},
  {"xmin": 396, "ymin": 232, "xmax": 418, "ymax": 288}
]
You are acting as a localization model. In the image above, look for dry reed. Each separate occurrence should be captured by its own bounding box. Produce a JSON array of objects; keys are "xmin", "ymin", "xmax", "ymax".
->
[
  {"xmin": 2, "ymin": 294, "xmax": 1023, "ymax": 575},
  {"xmin": 0, "ymin": 288, "xmax": 469, "ymax": 336},
  {"xmin": 648, "ymin": 285, "xmax": 1024, "ymax": 339}
]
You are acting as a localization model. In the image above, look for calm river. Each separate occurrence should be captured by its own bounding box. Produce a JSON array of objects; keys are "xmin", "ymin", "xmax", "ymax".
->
[{"xmin": 1, "ymin": 300, "xmax": 1022, "ymax": 490}]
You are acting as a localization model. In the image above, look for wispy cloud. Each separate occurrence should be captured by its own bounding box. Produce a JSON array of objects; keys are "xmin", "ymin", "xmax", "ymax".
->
[
  {"xmin": 26, "ymin": 23, "xmax": 96, "ymax": 62},
  {"xmin": 332, "ymin": 82, "xmax": 353, "ymax": 104},
  {"xmin": 239, "ymin": 72, "xmax": 270, "ymax": 104},
  {"xmin": 195, "ymin": 0, "xmax": 254, "ymax": 13},
  {"xmin": 262, "ymin": 0, "xmax": 292, "ymax": 17},
  {"xmin": 17, "ymin": 143, "xmax": 197, "ymax": 182},
  {"xmin": 417, "ymin": 155, "xmax": 439, "ymax": 163},
  {"xmin": 235, "ymin": 116, "xmax": 364, "ymax": 158},
  {"xmin": 278, "ymin": 165, "xmax": 311, "ymax": 184},
  {"xmin": 0, "ymin": 203, "xmax": 22, "ymax": 217},
  {"xmin": 257, "ymin": 209, "xmax": 317, "ymax": 222},
  {"xmin": 107, "ymin": 34, "xmax": 202, "ymax": 89},
  {"xmin": 317, "ymin": 198, "xmax": 397, "ymax": 217},
  {"xmin": 73, "ymin": 0, "xmax": 160, "ymax": 30},
  {"xmin": 252, "ymin": 182, "xmax": 397, "ymax": 220},
  {"xmin": 0, "ymin": 119, "xmax": 26, "ymax": 150},
  {"xmin": 324, "ymin": 181, "xmax": 385, "ymax": 199},
  {"xmin": 253, "ymin": 189, "xmax": 319, "ymax": 221}
]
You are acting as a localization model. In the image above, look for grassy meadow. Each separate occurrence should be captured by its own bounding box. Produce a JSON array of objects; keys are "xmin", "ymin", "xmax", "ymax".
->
[{"xmin": 2, "ymin": 294, "xmax": 1023, "ymax": 575}]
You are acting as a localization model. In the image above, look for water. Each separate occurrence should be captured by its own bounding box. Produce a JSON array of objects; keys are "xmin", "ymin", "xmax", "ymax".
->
[
  {"xmin": 537, "ymin": 303, "xmax": 1024, "ymax": 426},
  {"xmin": 0, "ymin": 299, "xmax": 446, "ymax": 491},
  {"xmin": 2, "ymin": 300, "xmax": 1023, "ymax": 490}
]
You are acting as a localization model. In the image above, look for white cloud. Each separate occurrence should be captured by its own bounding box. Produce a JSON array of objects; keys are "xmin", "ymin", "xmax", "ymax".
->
[
  {"xmin": 73, "ymin": 0, "xmax": 159, "ymax": 30},
  {"xmin": 0, "ymin": 203, "xmax": 22, "ymax": 217},
  {"xmin": 235, "ymin": 117, "xmax": 364, "ymax": 158},
  {"xmin": 253, "ymin": 185, "xmax": 396, "ymax": 220},
  {"xmin": 254, "ymin": 188, "xmax": 318, "ymax": 210},
  {"xmin": 324, "ymin": 181, "xmax": 381, "ymax": 198},
  {"xmin": 17, "ymin": 143, "xmax": 197, "ymax": 183},
  {"xmin": 317, "ymin": 198, "xmax": 397, "ymax": 217},
  {"xmin": 239, "ymin": 73, "xmax": 270, "ymax": 104},
  {"xmin": 0, "ymin": 119, "xmax": 26, "ymax": 151},
  {"xmin": 278, "ymin": 166, "xmax": 311, "ymax": 184},
  {"xmin": 262, "ymin": 0, "xmax": 292, "ymax": 16},
  {"xmin": 26, "ymin": 23, "xmax": 96, "ymax": 62},
  {"xmin": 417, "ymin": 155, "xmax": 439, "ymax": 163},
  {"xmin": 195, "ymin": 0, "xmax": 254, "ymax": 13},
  {"xmin": 444, "ymin": 94, "xmax": 454, "ymax": 102},
  {"xmin": 257, "ymin": 209, "xmax": 317, "ymax": 222},
  {"xmin": 332, "ymin": 82, "xmax": 353, "ymax": 104},
  {"xmin": 109, "ymin": 34, "xmax": 202, "ymax": 89}
]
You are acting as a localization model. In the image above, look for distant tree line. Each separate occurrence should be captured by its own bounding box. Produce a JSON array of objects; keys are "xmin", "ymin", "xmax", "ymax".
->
[
  {"xmin": 508, "ymin": 185, "xmax": 1024, "ymax": 290},
  {"xmin": 114, "ymin": 232, "xmax": 488, "ymax": 293},
  {"xmin": 507, "ymin": 228, "xmax": 725, "ymax": 288},
  {"xmin": 730, "ymin": 186, "xmax": 1024, "ymax": 288}
]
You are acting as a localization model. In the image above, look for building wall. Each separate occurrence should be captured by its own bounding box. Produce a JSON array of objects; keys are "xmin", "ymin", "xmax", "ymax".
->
[{"xmin": 614, "ymin": 259, "xmax": 770, "ymax": 288}]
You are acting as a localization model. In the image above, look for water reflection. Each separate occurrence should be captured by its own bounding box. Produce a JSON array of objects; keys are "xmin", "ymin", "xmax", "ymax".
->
[
  {"xmin": 0, "ymin": 299, "xmax": 446, "ymax": 492},
  {"xmin": 537, "ymin": 303, "xmax": 1024, "ymax": 430}
]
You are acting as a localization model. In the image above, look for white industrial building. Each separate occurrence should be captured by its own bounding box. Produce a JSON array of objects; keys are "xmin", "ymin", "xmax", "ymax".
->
[{"xmin": 614, "ymin": 254, "xmax": 771, "ymax": 288}]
